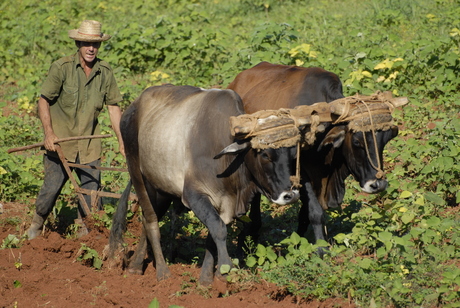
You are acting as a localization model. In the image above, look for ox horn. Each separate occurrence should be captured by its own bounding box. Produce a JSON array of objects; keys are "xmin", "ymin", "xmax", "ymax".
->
[
  {"xmin": 328, "ymin": 99, "xmax": 349, "ymax": 116},
  {"xmin": 297, "ymin": 117, "xmax": 311, "ymax": 126},
  {"xmin": 389, "ymin": 96, "xmax": 409, "ymax": 108}
]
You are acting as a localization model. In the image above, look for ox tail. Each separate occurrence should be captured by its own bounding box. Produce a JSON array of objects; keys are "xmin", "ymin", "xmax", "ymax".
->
[{"xmin": 107, "ymin": 179, "xmax": 132, "ymax": 259}]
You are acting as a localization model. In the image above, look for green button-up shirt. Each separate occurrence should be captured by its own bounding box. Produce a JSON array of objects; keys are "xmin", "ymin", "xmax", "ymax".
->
[{"xmin": 41, "ymin": 53, "xmax": 122, "ymax": 164}]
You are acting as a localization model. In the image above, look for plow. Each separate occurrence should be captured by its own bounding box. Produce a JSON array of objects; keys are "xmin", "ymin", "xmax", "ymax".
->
[{"xmin": 7, "ymin": 134, "xmax": 137, "ymax": 215}]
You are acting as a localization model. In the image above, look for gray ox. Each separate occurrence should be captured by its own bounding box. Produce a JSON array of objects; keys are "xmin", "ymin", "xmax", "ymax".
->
[
  {"xmin": 109, "ymin": 84, "xmax": 299, "ymax": 285},
  {"xmin": 228, "ymin": 62, "xmax": 401, "ymax": 250}
]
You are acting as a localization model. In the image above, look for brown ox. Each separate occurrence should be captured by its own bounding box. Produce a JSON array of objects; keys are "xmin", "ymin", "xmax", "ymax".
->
[
  {"xmin": 227, "ymin": 62, "xmax": 399, "ymax": 251},
  {"xmin": 108, "ymin": 84, "xmax": 299, "ymax": 285}
]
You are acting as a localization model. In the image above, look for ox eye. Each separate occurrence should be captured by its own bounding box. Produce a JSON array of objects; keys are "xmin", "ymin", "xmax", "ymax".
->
[
  {"xmin": 352, "ymin": 137, "xmax": 363, "ymax": 148},
  {"xmin": 260, "ymin": 151, "xmax": 272, "ymax": 162}
]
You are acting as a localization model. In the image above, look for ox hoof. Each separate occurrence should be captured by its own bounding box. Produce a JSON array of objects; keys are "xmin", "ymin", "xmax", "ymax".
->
[
  {"xmin": 127, "ymin": 267, "xmax": 144, "ymax": 275},
  {"xmin": 199, "ymin": 273, "xmax": 215, "ymax": 287},
  {"xmin": 199, "ymin": 278, "xmax": 213, "ymax": 287},
  {"xmin": 156, "ymin": 269, "xmax": 171, "ymax": 282}
]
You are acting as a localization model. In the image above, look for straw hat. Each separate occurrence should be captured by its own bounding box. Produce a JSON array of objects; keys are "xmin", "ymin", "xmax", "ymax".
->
[{"xmin": 68, "ymin": 20, "xmax": 111, "ymax": 42}]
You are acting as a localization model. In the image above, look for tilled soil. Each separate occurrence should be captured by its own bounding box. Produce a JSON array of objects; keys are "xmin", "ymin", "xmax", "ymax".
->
[{"xmin": 0, "ymin": 202, "xmax": 354, "ymax": 308}]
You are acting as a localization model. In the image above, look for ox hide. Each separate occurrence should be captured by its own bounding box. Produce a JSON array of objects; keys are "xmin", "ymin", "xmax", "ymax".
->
[
  {"xmin": 109, "ymin": 84, "xmax": 299, "ymax": 285},
  {"xmin": 227, "ymin": 61, "xmax": 399, "ymax": 254}
]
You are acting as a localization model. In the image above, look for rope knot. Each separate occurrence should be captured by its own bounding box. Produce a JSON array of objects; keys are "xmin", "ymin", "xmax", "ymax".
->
[{"xmin": 375, "ymin": 170, "xmax": 385, "ymax": 179}]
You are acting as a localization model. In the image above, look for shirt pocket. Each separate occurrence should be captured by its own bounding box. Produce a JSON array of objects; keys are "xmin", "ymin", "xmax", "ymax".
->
[
  {"xmin": 60, "ymin": 84, "xmax": 78, "ymax": 107},
  {"xmin": 93, "ymin": 91, "xmax": 105, "ymax": 112}
]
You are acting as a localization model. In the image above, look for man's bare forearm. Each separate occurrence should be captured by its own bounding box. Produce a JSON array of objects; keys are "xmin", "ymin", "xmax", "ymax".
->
[
  {"xmin": 107, "ymin": 104, "xmax": 125, "ymax": 156},
  {"xmin": 38, "ymin": 96, "xmax": 58, "ymax": 151}
]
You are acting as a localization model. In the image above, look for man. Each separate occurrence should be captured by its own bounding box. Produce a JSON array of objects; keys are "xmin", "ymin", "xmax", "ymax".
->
[{"xmin": 26, "ymin": 20, "xmax": 125, "ymax": 239}]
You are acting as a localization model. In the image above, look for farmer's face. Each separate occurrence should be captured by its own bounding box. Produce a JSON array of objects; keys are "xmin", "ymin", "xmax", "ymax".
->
[{"xmin": 77, "ymin": 41, "xmax": 101, "ymax": 64}]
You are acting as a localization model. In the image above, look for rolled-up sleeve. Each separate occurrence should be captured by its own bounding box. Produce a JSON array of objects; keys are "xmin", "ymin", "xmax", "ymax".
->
[
  {"xmin": 104, "ymin": 67, "xmax": 122, "ymax": 106},
  {"xmin": 41, "ymin": 63, "xmax": 64, "ymax": 102}
]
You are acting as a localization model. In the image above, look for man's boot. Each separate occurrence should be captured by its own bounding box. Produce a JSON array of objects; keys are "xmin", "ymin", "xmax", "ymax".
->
[{"xmin": 26, "ymin": 213, "xmax": 46, "ymax": 240}]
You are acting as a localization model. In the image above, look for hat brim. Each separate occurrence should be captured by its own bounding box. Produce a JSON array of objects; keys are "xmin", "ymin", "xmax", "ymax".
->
[{"xmin": 68, "ymin": 29, "xmax": 111, "ymax": 42}]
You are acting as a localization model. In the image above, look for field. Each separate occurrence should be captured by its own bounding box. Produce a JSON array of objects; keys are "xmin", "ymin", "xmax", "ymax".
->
[{"xmin": 1, "ymin": 0, "xmax": 460, "ymax": 307}]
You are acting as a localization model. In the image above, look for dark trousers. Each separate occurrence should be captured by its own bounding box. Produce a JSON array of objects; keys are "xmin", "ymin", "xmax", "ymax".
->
[{"xmin": 35, "ymin": 154, "xmax": 101, "ymax": 219}]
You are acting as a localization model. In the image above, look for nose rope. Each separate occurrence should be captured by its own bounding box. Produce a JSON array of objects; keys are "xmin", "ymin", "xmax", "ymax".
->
[
  {"xmin": 358, "ymin": 101, "xmax": 385, "ymax": 179},
  {"xmin": 290, "ymin": 140, "xmax": 302, "ymax": 189}
]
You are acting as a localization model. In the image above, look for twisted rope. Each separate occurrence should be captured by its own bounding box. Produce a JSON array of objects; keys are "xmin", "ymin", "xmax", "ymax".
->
[
  {"xmin": 233, "ymin": 108, "xmax": 321, "ymax": 149},
  {"xmin": 355, "ymin": 101, "xmax": 385, "ymax": 179},
  {"xmin": 290, "ymin": 140, "xmax": 302, "ymax": 189},
  {"xmin": 305, "ymin": 114, "xmax": 320, "ymax": 145}
]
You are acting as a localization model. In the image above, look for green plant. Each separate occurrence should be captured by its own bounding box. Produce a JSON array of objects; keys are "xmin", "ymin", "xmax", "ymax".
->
[
  {"xmin": 220, "ymin": 258, "xmax": 255, "ymax": 283},
  {"xmin": 247, "ymin": 197, "xmax": 460, "ymax": 306},
  {"xmin": 148, "ymin": 298, "xmax": 184, "ymax": 308},
  {"xmin": 91, "ymin": 202, "xmax": 134, "ymax": 230},
  {"xmin": 14, "ymin": 258, "xmax": 22, "ymax": 270},
  {"xmin": 76, "ymin": 243, "xmax": 103, "ymax": 270},
  {"xmin": 0, "ymin": 217, "xmax": 21, "ymax": 228},
  {"xmin": 1, "ymin": 234, "xmax": 22, "ymax": 249}
]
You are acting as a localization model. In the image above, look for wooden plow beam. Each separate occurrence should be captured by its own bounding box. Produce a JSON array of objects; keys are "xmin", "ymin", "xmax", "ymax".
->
[{"xmin": 7, "ymin": 135, "xmax": 137, "ymax": 215}]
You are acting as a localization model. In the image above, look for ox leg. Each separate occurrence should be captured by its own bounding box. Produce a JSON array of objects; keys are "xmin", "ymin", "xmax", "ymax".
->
[
  {"xmin": 187, "ymin": 193, "xmax": 232, "ymax": 286},
  {"xmin": 297, "ymin": 182, "xmax": 328, "ymax": 257},
  {"xmin": 297, "ymin": 197, "xmax": 309, "ymax": 236},
  {"xmin": 127, "ymin": 195, "xmax": 176, "ymax": 276},
  {"xmin": 199, "ymin": 225, "xmax": 230, "ymax": 286},
  {"xmin": 130, "ymin": 175, "xmax": 171, "ymax": 280},
  {"xmin": 201, "ymin": 234, "xmax": 218, "ymax": 286},
  {"xmin": 127, "ymin": 220, "xmax": 148, "ymax": 275},
  {"xmin": 142, "ymin": 207, "xmax": 171, "ymax": 280}
]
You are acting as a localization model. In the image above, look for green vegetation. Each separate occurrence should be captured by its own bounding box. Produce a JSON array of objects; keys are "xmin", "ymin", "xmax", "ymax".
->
[
  {"xmin": 148, "ymin": 298, "xmax": 184, "ymax": 308},
  {"xmin": 76, "ymin": 243, "xmax": 103, "ymax": 270},
  {"xmin": 1, "ymin": 234, "xmax": 22, "ymax": 249},
  {"xmin": 1, "ymin": 0, "xmax": 459, "ymax": 307}
]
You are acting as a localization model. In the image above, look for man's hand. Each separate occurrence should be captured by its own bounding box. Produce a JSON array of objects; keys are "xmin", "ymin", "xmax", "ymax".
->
[{"xmin": 44, "ymin": 132, "xmax": 59, "ymax": 152}]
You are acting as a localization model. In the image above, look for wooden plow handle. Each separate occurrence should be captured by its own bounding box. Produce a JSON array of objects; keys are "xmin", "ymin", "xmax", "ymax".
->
[{"xmin": 7, "ymin": 134, "xmax": 112, "ymax": 154}]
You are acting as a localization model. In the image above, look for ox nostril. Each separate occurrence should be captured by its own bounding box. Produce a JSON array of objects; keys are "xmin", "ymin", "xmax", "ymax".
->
[
  {"xmin": 272, "ymin": 191, "xmax": 300, "ymax": 205},
  {"xmin": 371, "ymin": 180, "xmax": 388, "ymax": 191},
  {"xmin": 284, "ymin": 190, "xmax": 300, "ymax": 203},
  {"xmin": 370, "ymin": 181, "xmax": 379, "ymax": 190}
]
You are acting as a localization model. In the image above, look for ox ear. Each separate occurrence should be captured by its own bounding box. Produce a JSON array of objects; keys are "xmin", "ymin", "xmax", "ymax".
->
[
  {"xmin": 390, "ymin": 125, "xmax": 399, "ymax": 139},
  {"xmin": 318, "ymin": 126, "xmax": 346, "ymax": 151},
  {"xmin": 214, "ymin": 141, "xmax": 251, "ymax": 159}
]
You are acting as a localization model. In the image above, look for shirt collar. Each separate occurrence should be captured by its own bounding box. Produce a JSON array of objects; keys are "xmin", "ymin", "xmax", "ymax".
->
[{"xmin": 74, "ymin": 52, "xmax": 101, "ymax": 71}]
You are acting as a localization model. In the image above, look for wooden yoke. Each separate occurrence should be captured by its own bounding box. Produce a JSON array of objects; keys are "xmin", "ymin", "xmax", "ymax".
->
[
  {"xmin": 229, "ymin": 90, "xmax": 408, "ymax": 149},
  {"xmin": 230, "ymin": 102, "xmax": 336, "ymax": 149}
]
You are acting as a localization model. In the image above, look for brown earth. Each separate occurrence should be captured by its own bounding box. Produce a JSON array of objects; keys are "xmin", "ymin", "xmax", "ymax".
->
[{"xmin": 0, "ymin": 202, "xmax": 355, "ymax": 308}]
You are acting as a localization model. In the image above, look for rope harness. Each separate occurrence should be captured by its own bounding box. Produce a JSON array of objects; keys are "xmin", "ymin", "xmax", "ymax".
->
[
  {"xmin": 355, "ymin": 101, "xmax": 385, "ymax": 179},
  {"xmin": 230, "ymin": 103, "xmax": 332, "ymax": 149},
  {"xmin": 330, "ymin": 91, "xmax": 405, "ymax": 179},
  {"xmin": 290, "ymin": 140, "xmax": 302, "ymax": 189},
  {"xmin": 230, "ymin": 105, "xmax": 330, "ymax": 189}
]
